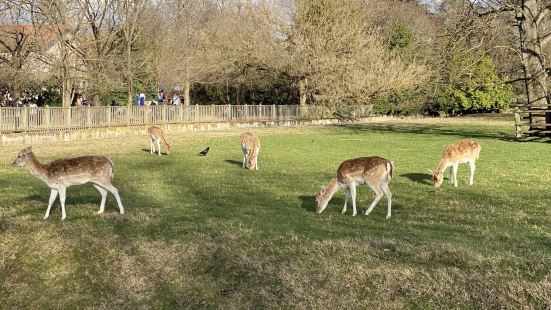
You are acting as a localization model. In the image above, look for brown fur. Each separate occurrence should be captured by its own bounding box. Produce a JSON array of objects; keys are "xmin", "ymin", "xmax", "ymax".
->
[
  {"xmin": 12, "ymin": 146, "xmax": 124, "ymax": 220},
  {"xmin": 148, "ymin": 126, "xmax": 171, "ymax": 155},
  {"xmin": 240, "ymin": 132, "xmax": 260, "ymax": 170},
  {"xmin": 432, "ymin": 140, "xmax": 481, "ymax": 189},
  {"xmin": 316, "ymin": 156, "xmax": 394, "ymax": 218}
]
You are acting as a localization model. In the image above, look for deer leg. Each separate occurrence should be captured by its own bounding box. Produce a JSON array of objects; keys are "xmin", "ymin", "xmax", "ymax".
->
[
  {"xmin": 342, "ymin": 189, "xmax": 351, "ymax": 214},
  {"xmin": 150, "ymin": 139, "xmax": 154, "ymax": 154},
  {"xmin": 365, "ymin": 181, "xmax": 384, "ymax": 216},
  {"xmin": 100, "ymin": 183, "xmax": 124, "ymax": 215},
  {"xmin": 44, "ymin": 189, "xmax": 58, "ymax": 220},
  {"xmin": 468, "ymin": 160, "xmax": 475, "ymax": 185},
  {"xmin": 58, "ymin": 187, "xmax": 67, "ymax": 220},
  {"xmin": 451, "ymin": 164, "xmax": 458, "ymax": 187},
  {"xmin": 381, "ymin": 180, "xmax": 392, "ymax": 219},
  {"xmin": 254, "ymin": 155, "xmax": 259, "ymax": 170},
  {"xmin": 157, "ymin": 140, "xmax": 162, "ymax": 156},
  {"xmin": 350, "ymin": 183, "xmax": 358, "ymax": 216},
  {"xmin": 93, "ymin": 184, "xmax": 108, "ymax": 214}
]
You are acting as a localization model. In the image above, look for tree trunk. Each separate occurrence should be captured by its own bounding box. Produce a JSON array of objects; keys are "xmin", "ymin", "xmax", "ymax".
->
[
  {"xmin": 183, "ymin": 79, "xmax": 190, "ymax": 105},
  {"xmin": 517, "ymin": 0, "xmax": 550, "ymax": 130},
  {"xmin": 299, "ymin": 78, "xmax": 308, "ymax": 106},
  {"xmin": 127, "ymin": 43, "xmax": 134, "ymax": 106}
]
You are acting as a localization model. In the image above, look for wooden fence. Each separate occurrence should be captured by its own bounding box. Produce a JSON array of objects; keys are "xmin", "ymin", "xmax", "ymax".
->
[{"xmin": 0, "ymin": 104, "xmax": 372, "ymax": 133}]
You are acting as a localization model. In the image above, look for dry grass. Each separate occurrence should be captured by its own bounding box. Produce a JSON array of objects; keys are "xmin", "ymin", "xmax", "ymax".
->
[{"xmin": 1, "ymin": 115, "xmax": 550, "ymax": 309}]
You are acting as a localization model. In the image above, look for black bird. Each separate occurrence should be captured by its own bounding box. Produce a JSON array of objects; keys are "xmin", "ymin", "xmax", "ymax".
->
[{"xmin": 197, "ymin": 147, "xmax": 210, "ymax": 156}]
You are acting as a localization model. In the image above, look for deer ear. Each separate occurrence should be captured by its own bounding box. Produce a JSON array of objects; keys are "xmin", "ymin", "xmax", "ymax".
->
[
  {"xmin": 427, "ymin": 168, "xmax": 434, "ymax": 174},
  {"xmin": 25, "ymin": 146, "xmax": 32, "ymax": 152}
]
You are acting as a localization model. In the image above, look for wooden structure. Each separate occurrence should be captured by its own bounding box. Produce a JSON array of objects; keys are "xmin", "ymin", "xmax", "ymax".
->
[
  {"xmin": 513, "ymin": 101, "xmax": 551, "ymax": 138},
  {"xmin": 0, "ymin": 104, "xmax": 372, "ymax": 134}
]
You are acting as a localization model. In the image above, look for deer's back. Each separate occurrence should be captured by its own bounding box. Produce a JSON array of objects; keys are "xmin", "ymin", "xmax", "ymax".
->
[
  {"xmin": 240, "ymin": 132, "xmax": 259, "ymax": 150},
  {"xmin": 443, "ymin": 140, "xmax": 481, "ymax": 162},
  {"xmin": 46, "ymin": 156, "xmax": 113, "ymax": 180},
  {"xmin": 148, "ymin": 126, "xmax": 164, "ymax": 139},
  {"xmin": 337, "ymin": 157, "xmax": 389, "ymax": 183}
]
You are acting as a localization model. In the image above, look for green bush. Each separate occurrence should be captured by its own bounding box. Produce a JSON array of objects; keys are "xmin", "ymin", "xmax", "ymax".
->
[
  {"xmin": 371, "ymin": 89, "xmax": 426, "ymax": 116},
  {"xmin": 428, "ymin": 56, "xmax": 514, "ymax": 116}
]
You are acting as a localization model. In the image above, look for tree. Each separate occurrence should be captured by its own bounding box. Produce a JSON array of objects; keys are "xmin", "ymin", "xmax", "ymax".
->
[{"xmin": 282, "ymin": 0, "xmax": 426, "ymax": 112}]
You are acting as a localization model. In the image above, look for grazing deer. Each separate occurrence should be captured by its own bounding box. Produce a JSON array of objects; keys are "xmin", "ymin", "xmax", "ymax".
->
[
  {"xmin": 12, "ymin": 146, "xmax": 124, "ymax": 220},
  {"xmin": 148, "ymin": 126, "xmax": 172, "ymax": 156},
  {"xmin": 240, "ymin": 132, "xmax": 260, "ymax": 170},
  {"xmin": 316, "ymin": 157, "xmax": 394, "ymax": 218},
  {"xmin": 429, "ymin": 140, "xmax": 481, "ymax": 189}
]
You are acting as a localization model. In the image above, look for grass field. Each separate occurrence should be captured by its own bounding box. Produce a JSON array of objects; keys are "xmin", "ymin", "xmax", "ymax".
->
[{"xmin": 1, "ymin": 116, "xmax": 550, "ymax": 309}]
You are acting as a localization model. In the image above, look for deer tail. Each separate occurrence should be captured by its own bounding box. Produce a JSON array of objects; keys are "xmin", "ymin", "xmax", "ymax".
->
[
  {"xmin": 387, "ymin": 161, "xmax": 394, "ymax": 182},
  {"xmin": 107, "ymin": 158, "xmax": 115, "ymax": 179}
]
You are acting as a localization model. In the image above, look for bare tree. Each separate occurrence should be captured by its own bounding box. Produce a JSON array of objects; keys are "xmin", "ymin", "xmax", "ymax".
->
[
  {"xmin": 281, "ymin": 0, "xmax": 426, "ymax": 112},
  {"xmin": 0, "ymin": 0, "xmax": 47, "ymax": 101}
]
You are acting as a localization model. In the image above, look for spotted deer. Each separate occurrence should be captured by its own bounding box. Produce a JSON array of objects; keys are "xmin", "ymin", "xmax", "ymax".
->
[
  {"xmin": 316, "ymin": 157, "xmax": 394, "ymax": 218},
  {"xmin": 148, "ymin": 126, "xmax": 172, "ymax": 156},
  {"xmin": 240, "ymin": 132, "xmax": 260, "ymax": 170},
  {"xmin": 12, "ymin": 146, "xmax": 124, "ymax": 220},
  {"xmin": 430, "ymin": 140, "xmax": 481, "ymax": 189}
]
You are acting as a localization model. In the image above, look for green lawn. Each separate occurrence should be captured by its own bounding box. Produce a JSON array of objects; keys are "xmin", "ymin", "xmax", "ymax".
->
[{"xmin": 1, "ymin": 116, "xmax": 550, "ymax": 309}]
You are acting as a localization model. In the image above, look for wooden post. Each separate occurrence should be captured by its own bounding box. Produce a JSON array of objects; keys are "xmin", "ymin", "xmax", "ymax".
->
[
  {"xmin": 45, "ymin": 106, "xmax": 50, "ymax": 129},
  {"xmin": 23, "ymin": 106, "xmax": 28, "ymax": 130},
  {"xmin": 107, "ymin": 106, "xmax": 111, "ymax": 127},
  {"xmin": 515, "ymin": 108, "xmax": 523, "ymax": 138},
  {"xmin": 86, "ymin": 107, "xmax": 91, "ymax": 128},
  {"xmin": 126, "ymin": 106, "xmax": 131, "ymax": 126}
]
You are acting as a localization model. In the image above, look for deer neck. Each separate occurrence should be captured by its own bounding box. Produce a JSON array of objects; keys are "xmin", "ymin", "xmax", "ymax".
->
[
  {"xmin": 321, "ymin": 177, "xmax": 340, "ymax": 202},
  {"xmin": 25, "ymin": 153, "xmax": 49, "ymax": 182},
  {"xmin": 436, "ymin": 157, "xmax": 451, "ymax": 174}
]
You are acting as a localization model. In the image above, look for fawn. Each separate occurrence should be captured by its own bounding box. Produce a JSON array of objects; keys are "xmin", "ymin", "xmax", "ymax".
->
[
  {"xmin": 240, "ymin": 132, "xmax": 260, "ymax": 170},
  {"xmin": 148, "ymin": 126, "xmax": 172, "ymax": 156},
  {"xmin": 430, "ymin": 140, "xmax": 481, "ymax": 189},
  {"xmin": 12, "ymin": 146, "xmax": 124, "ymax": 220},
  {"xmin": 316, "ymin": 156, "xmax": 394, "ymax": 218}
]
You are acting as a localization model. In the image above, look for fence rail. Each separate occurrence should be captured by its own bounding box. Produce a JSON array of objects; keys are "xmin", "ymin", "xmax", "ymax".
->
[{"xmin": 0, "ymin": 104, "xmax": 372, "ymax": 133}]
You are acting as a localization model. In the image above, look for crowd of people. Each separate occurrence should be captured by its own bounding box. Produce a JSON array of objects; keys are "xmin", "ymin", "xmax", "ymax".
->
[{"xmin": 135, "ymin": 90, "xmax": 182, "ymax": 106}]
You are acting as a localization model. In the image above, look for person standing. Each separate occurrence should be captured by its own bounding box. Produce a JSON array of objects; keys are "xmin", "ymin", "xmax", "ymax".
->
[
  {"xmin": 172, "ymin": 92, "xmax": 181, "ymax": 105},
  {"xmin": 158, "ymin": 89, "xmax": 165, "ymax": 105},
  {"xmin": 139, "ymin": 93, "xmax": 145, "ymax": 106}
]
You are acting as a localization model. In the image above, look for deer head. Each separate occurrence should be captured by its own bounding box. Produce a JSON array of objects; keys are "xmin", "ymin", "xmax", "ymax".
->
[{"xmin": 12, "ymin": 146, "xmax": 33, "ymax": 167}]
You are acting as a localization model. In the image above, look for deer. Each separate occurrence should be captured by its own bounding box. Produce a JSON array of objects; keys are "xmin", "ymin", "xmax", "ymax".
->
[
  {"xmin": 315, "ymin": 156, "xmax": 394, "ymax": 219},
  {"xmin": 240, "ymin": 132, "xmax": 260, "ymax": 170},
  {"xmin": 148, "ymin": 126, "xmax": 172, "ymax": 156},
  {"xmin": 12, "ymin": 146, "xmax": 124, "ymax": 220},
  {"xmin": 429, "ymin": 140, "xmax": 481, "ymax": 190}
]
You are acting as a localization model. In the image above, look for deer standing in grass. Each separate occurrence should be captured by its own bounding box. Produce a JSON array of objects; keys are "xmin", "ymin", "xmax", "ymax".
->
[
  {"xmin": 240, "ymin": 132, "xmax": 260, "ymax": 170},
  {"xmin": 430, "ymin": 140, "xmax": 481, "ymax": 189},
  {"xmin": 148, "ymin": 126, "xmax": 172, "ymax": 156},
  {"xmin": 12, "ymin": 146, "xmax": 124, "ymax": 220},
  {"xmin": 316, "ymin": 157, "xmax": 394, "ymax": 218}
]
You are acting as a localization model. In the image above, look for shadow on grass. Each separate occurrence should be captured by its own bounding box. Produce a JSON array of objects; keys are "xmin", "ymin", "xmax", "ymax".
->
[
  {"xmin": 299, "ymin": 194, "xmax": 345, "ymax": 213},
  {"xmin": 331, "ymin": 122, "xmax": 521, "ymax": 142},
  {"xmin": 141, "ymin": 148, "xmax": 171, "ymax": 156},
  {"xmin": 400, "ymin": 173, "xmax": 432, "ymax": 185},
  {"xmin": 224, "ymin": 159, "xmax": 243, "ymax": 168}
]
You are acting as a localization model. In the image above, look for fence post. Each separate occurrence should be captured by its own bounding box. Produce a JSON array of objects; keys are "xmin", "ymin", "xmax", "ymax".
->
[
  {"xmin": 179, "ymin": 104, "xmax": 183, "ymax": 123},
  {"xmin": 86, "ymin": 107, "xmax": 91, "ymax": 128},
  {"xmin": 45, "ymin": 106, "xmax": 50, "ymax": 128},
  {"xmin": 126, "ymin": 106, "xmax": 131, "ymax": 126},
  {"xmin": 23, "ymin": 106, "xmax": 28, "ymax": 130},
  {"xmin": 107, "ymin": 106, "xmax": 111, "ymax": 127}
]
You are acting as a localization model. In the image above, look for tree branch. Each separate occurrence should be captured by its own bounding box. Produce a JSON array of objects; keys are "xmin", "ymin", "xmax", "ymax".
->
[
  {"xmin": 536, "ymin": 5, "xmax": 551, "ymax": 25},
  {"xmin": 542, "ymin": 30, "xmax": 551, "ymax": 46}
]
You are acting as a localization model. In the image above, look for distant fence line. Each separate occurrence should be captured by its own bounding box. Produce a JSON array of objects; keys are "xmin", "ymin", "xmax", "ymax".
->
[{"xmin": 0, "ymin": 104, "xmax": 373, "ymax": 133}]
